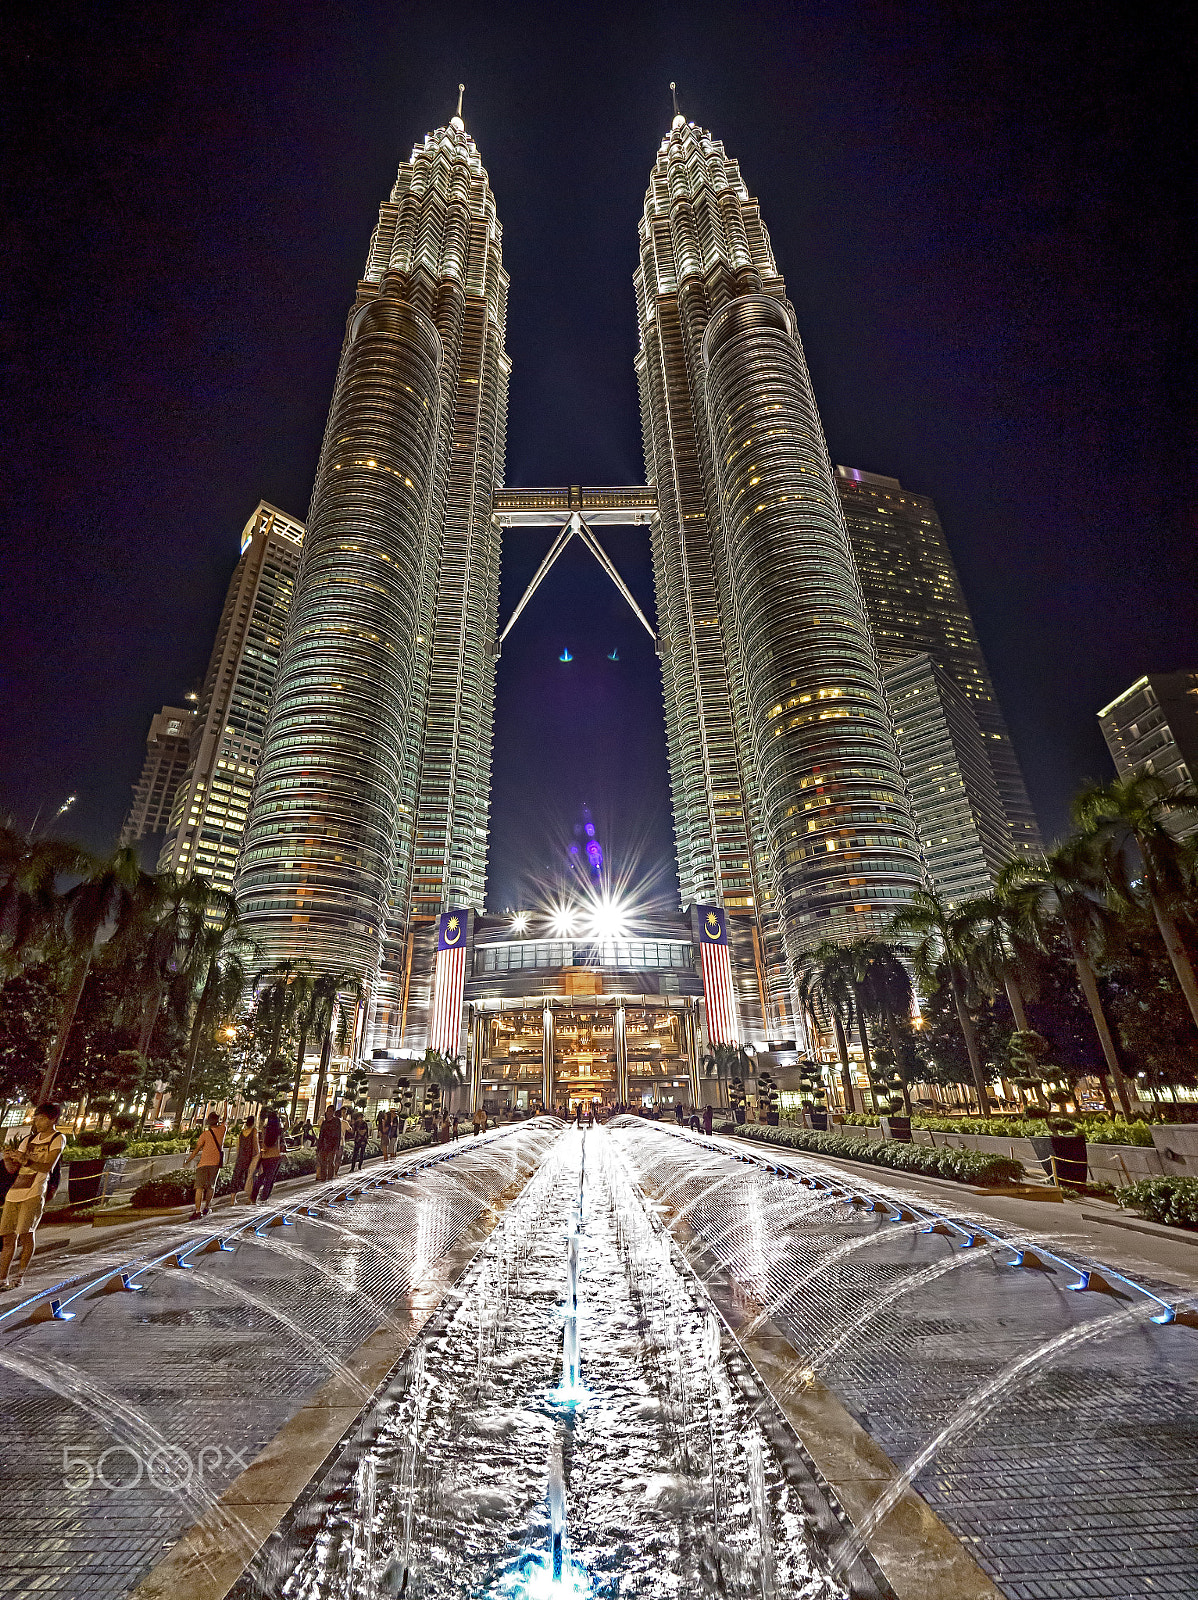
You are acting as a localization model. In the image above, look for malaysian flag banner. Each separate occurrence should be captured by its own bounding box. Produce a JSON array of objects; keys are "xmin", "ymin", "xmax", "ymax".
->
[
  {"xmin": 429, "ymin": 909, "xmax": 469, "ymax": 1057},
  {"xmin": 696, "ymin": 904, "xmax": 739, "ymax": 1045}
]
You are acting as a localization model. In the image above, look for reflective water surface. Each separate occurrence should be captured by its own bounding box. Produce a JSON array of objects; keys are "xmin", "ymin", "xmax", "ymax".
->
[{"xmin": 277, "ymin": 1126, "xmax": 844, "ymax": 1599}]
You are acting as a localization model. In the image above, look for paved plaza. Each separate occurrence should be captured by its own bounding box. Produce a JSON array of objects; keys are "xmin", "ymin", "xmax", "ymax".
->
[{"xmin": 0, "ymin": 1118, "xmax": 1194, "ymax": 1599}]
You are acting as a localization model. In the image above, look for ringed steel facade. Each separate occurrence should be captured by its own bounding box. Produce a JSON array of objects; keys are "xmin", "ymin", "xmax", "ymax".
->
[
  {"xmin": 635, "ymin": 117, "xmax": 923, "ymax": 1013},
  {"xmin": 236, "ymin": 114, "xmax": 510, "ymax": 986}
]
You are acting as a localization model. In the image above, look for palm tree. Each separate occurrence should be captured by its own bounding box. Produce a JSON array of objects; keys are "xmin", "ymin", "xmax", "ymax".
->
[
  {"xmin": 858, "ymin": 940, "xmax": 917, "ymax": 1110},
  {"xmin": 1001, "ymin": 842, "xmax": 1135, "ymax": 1118},
  {"xmin": 1074, "ymin": 773, "xmax": 1198, "ymax": 1033},
  {"xmin": 700, "ymin": 1041, "xmax": 753, "ymax": 1107},
  {"xmin": 958, "ymin": 887, "xmax": 1038, "ymax": 1035},
  {"xmin": 797, "ymin": 944, "xmax": 858, "ymax": 1111},
  {"xmin": 41, "ymin": 846, "xmax": 153, "ymax": 1100},
  {"xmin": 889, "ymin": 888, "xmax": 994, "ymax": 1115},
  {"xmin": 171, "ymin": 887, "xmax": 255, "ymax": 1129},
  {"xmin": 284, "ymin": 964, "xmax": 319, "ymax": 1121},
  {"xmin": 0, "ymin": 825, "xmax": 87, "ymax": 983},
  {"xmin": 309, "ymin": 971, "xmax": 364, "ymax": 1119}
]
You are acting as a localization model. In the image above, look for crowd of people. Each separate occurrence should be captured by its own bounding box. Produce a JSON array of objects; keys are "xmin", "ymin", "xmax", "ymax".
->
[
  {"xmin": 180, "ymin": 1097, "xmax": 505, "ymax": 1219},
  {"xmin": 1, "ymin": 1093, "xmax": 717, "ymax": 1286}
]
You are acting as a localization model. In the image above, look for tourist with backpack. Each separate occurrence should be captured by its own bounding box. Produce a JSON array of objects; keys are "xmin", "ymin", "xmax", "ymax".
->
[{"xmin": 0, "ymin": 1103, "xmax": 66, "ymax": 1288}]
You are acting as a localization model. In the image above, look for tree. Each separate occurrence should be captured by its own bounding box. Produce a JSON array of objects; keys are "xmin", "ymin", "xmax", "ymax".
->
[
  {"xmin": 309, "ymin": 972, "xmax": 363, "ymax": 1118},
  {"xmin": 958, "ymin": 888, "xmax": 1039, "ymax": 1035},
  {"xmin": 700, "ymin": 1041, "xmax": 752, "ymax": 1104},
  {"xmin": 245, "ymin": 1055, "xmax": 293, "ymax": 1111},
  {"xmin": 0, "ymin": 960, "xmax": 62, "ymax": 1121},
  {"xmin": 890, "ymin": 889, "xmax": 994, "ymax": 1114},
  {"xmin": 1074, "ymin": 773, "xmax": 1198, "ymax": 1034},
  {"xmin": 1001, "ymin": 842, "xmax": 1135, "ymax": 1116},
  {"xmin": 0, "ymin": 826, "xmax": 86, "ymax": 983},
  {"xmin": 171, "ymin": 888, "xmax": 254, "ymax": 1129},
  {"xmin": 797, "ymin": 946, "xmax": 858, "ymax": 1110},
  {"xmin": 41, "ymin": 845, "xmax": 153, "ymax": 1099},
  {"xmin": 343, "ymin": 1060, "xmax": 372, "ymax": 1112}
]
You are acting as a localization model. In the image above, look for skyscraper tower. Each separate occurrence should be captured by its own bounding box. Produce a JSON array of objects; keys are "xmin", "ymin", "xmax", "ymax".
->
[
  {"xmin": 835, "ymin": 465, "xmax": 1041, "ymax": 857},
  {"xmin": 160, "ymin": 502, "xmax": 304, "ymax": 892},
  {"xmin": 236, "ymin": 98, "xmax": 509, "ymax": 988},
  {"xmin": 635, "ymin": 108, "xmax": 923, "ymax": 1021}
]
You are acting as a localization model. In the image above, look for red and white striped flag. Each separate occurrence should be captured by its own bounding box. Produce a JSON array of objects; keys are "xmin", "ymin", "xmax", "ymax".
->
[
  {"xmin": 697, "ymin": 904, "xmax": 739, "ymax": 1044},
  {"xmin": 429, "ymin": 910, "xmax": 468, "ymax": 1056}
]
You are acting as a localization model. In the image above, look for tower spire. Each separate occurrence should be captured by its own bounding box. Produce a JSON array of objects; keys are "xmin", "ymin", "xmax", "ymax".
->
[
  {"xmin": 669, "ymin": 82, "xmax": 684, "ymax": 130},
  {"xmin": 456, "ymin": 82, "xmax": 465, "ymax": 118},
  {"xmin": 450, "ymin": 83, "xmax": 465, "ymax": 131}
]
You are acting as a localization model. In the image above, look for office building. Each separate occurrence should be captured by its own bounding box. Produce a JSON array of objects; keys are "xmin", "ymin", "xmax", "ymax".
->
[
  {"xmin": 635, "ymin": 113, "xmax": 923, "ymax": 1028},
  {"xmin": 1099, "ymin": 671, "xmax": 1198, "ymax": 835},
  {"xmin": 159, "ymin": 502, "xmax": 303, "ymax": 891},
  {"xmin": 836, "ymin": 465, "xmax": 1040, "ymax": 860},
  {"xmin": 119, "ymin": 704, "xmax": 196, "ymax": 852},
  {"xmin": 235, "ymin": 104, "xmax": 510, "ymax": 985},
  {"xmin": 885, "ymin": 653, "xmax": 1012, "ymax": 903}
]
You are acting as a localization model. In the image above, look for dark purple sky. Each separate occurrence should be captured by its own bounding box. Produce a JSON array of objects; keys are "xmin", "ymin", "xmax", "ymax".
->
[{"xmin": 3, "ymin": 0, "xmax": 1194, "ymax": 909}]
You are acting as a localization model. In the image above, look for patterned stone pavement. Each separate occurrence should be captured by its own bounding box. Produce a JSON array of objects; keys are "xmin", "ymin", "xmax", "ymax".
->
[
  {"xmin": 612, "ymin": 1121, "xmax": 1198, "ymax": 1600},
  {"xmin": 0, "ymin": 1124, "xmax": 560, "ymax": 1600}
]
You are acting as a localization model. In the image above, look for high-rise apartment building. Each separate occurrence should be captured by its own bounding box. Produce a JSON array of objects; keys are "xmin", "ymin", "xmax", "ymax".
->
[
  {"xmin": 1099, "ymin": 672, "xmax": 1198, "ymax": 836},
  {"xmin": 835, "ymin": 465, "xmax": 1040, "ymax": 860},
  {"xmin": 236, "ymin": 106, "xmax": 509, "ymax": 983},
  {"xmin": 159, "ymin": 503, "xmax": 304, "ymax": 891},
  {"xmin": 119, "ymin": 704, "xmax": 196, "ymax": 852},
  {"xmin": 635, "ymin": 113, "xmax": 923, "ymax": 1026},
  {"xmin": 885, "ymin": 654, "xmax": 1012, "ymax": 903}
]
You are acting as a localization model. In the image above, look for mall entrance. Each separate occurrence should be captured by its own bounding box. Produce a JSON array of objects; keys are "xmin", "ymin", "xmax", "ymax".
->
[{"xmin": 467, "ymin": 994, "xmax": 700, "ymax": 1116}]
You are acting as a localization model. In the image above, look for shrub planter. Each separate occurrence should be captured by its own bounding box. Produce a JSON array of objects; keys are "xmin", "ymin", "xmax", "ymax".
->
[
  {"xmin": 1030, "ymin": 1133, "xmax": 1088, "ymax": 1186},
  {"xmin": 880, "ymin": 1115, "xmax": 912, "ymax": 1143},
  {"xmin": 67, "ymin": 1158, "xmax": 107, "ymax": 1206}
]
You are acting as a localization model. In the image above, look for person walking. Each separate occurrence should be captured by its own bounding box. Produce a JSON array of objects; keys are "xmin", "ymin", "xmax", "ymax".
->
[
  {"xmin": 451, "ymin": 1113, "xmax": 460, "ymax": 1141},
  {"xmin": 184, "ymin": 1110, "xmax": 226, "ymax": 1219},
  {"xmin": 251, "ymin": 1107, "xmax": 287, "ymax": 1203},
  {"xmin": 339, "ymin": 1107, "xmax": 354, "ymax": 1168},
  {"xmin": 702, "ymin": 1104, "xmax": 713, "ymax": 1137},
  {"xmin": 438, "ymin": 1112, "xmax": 451, "ymax": 1144},
  {"xmin": 349, "ymin": 1113, "xmax": 370, "ymax": 1173},
  {"xmin": 0, "ymin": 1104, "xmax": 66, "ymax": 1289},
  {"xmin": 316, "ymin": 1106, "xmax": 342, "ymax": 1182},
  {"xmin": 230, "ymin": 1114, "xmax": 259, "ymax": 1203}
]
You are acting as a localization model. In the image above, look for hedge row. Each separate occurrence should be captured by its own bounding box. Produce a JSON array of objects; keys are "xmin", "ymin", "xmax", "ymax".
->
[
  {"xmin": 129, "ymin": 1131, "xmax": 432, "ymax": 1209},
  {"xmin": 837, "ymin": 1112, "xmax": 1157, "ymax": 1146},
  {"xmin": 727, "ymin": 1122, "xmax": 1023, "ymax": 1186},
  {"xmin": 1117, "ymin": 1177, "xmax": 1198, "ymax": 1232}
]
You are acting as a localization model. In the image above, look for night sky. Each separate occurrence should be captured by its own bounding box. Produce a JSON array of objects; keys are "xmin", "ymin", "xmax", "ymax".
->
[{"xmin": 3, "ymin": 0, "xmax": 1194, "ymax": 911}]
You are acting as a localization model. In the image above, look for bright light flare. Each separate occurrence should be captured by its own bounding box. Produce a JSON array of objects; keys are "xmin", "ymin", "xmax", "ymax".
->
[
  {"xmin": 547, "ymin": 901, "xmax": 578, "ymax": 939},
  {"xmin": 511, "ymin": 911, "xmax": 530, "ymax": 935},
  {"xmin": 585, "ymin": 893, "xmax": 630, "ymax": 943}
]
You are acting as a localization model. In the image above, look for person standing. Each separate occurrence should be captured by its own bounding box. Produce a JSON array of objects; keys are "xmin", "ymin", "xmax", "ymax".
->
[
  {"xmin": 703, "ymin": 1104, "xmax": 713, "ymax": 1137},
  {"xmin": 184, "ymin": 1110, "xmax": 226, "ymax": 1219},
  {"xmin": 451, "ymin": 1113, "xmax": 460, "ymax": 1141},
  {"xmin": 316, "ymin": 1106, "xmax": 342, "ymax": 1181},
  {"xmin": 349, "ymin": 1113, "xmax": 370, "ymax": 1172},
  {"xmin": 339, "ymin": 1106, "xmax": 354, "ymax": 1168},
  {"xmin": 230, "ymin": 1115, "xmax": 259, "ymax": 1203},
  {"xmin": 251, "ymin": 1108, "xmax": 287, "ymax": 1203},
  {"xmin": 0, "ymin": 1104, "xmax": 66, "ymax": 1288},
  {"xmin": 438, "ymin": 1112, "xmax": 451, "ymax": 1145}
]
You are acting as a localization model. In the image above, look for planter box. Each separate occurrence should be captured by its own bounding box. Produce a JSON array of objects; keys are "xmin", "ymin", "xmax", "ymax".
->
[
  {"xmin": 1150, "ymin": 1124, "xmax": 1198, "ymax": 1178},
  {"xmin": 880, "ymin": 1115, "xmax": 912, "ymax": 1143},
  {"xmin": 1030, "ymin": 1133, "xmax": 1088, "ymax": 1187},
  {"xmin": 67, "ymin": 1158, "xmax": 106, "ymax": 1206},
  {"xmin": 808, "ymin": 1111, "xmax": 829, "ymax": 1131}
]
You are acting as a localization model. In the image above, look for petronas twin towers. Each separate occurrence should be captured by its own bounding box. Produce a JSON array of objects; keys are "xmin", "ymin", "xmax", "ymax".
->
[{"xmin": 234, "ymin": 97, "xmax": 924, "ymax": 1043}]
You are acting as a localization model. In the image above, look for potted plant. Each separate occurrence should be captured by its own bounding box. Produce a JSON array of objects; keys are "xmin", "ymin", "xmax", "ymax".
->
[
  {"xmin": 1029, "ymin": 1113, "xmax": 1088, "ymax": 1186},
  {"xmin": 757, "ymin": 1071, "xmax": 781, "ymax": 1126},
  {"xmin": 879, "ymin": 1071, "xmax": 912, "ymax": 1142},
  {"xmin": 796, "ymin": 1060, "xmax": 828, "ymax": 1129}
]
